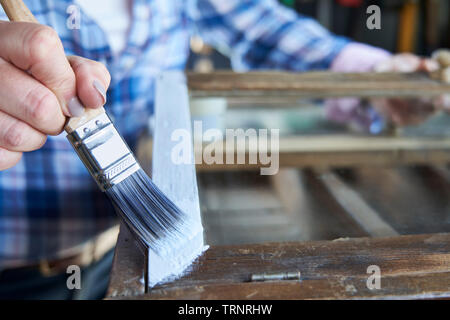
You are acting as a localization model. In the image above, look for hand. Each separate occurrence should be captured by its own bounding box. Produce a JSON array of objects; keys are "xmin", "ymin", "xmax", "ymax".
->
[
  {"xmin": 370, "ymin": 53, "xmax": 449, "ymax": 126},
  {"xmin": 0, "ymin": 21, "xmax": 111, "ymax": 171},
  {"xmin": 326, "ymin": 51, "xmax": 450, "ymax": 133}
]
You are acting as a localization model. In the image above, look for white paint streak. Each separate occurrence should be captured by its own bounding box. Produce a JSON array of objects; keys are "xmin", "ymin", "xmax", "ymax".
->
[{"xmin": 148, "ymin": 71, "xmax": 206, "ymax": 287}]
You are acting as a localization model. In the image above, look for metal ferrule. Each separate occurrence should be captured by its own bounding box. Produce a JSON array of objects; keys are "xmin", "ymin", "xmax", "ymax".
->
[{"xmin": 66, "ymin": 113, "xmax": 140, "ymax": 191}]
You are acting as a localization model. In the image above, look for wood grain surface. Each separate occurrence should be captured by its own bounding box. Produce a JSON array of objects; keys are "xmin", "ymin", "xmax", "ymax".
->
[
  {"xmin": 187, "ymin": 71, "xmax": 450, "ymax": 98},
  {"xmin": 112, "ymin": 233, "xmax": 450, "ymax": 299},
  {"xmin": 138, "ymin": 135, "xmax": 450, "ymax": 170}
]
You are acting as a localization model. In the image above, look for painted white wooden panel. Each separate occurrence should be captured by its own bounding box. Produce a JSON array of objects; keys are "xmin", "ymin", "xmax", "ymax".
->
[{"xmin": 149, "ymin": 71, "xmax": 206, "ymax": 287}]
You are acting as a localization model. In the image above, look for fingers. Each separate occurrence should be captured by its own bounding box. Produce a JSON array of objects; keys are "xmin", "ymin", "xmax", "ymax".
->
[
  {"xmin": 0, "ymin": 110, "xmax": 47, "ymax": 152},
  {"xmin": 0, "ymin": 147, "xmax": 22, "ymax": 171},
  {"xmin": 391, "ymin": 54, "xmax": 421, "ymax": 72},
  {"xmin": 371, "ymin": 52, "xmax": 446, "ymax": 126},
  {"xmin": 421, "ymin": 58, "xmax": 440, "ymax": 72},
  {"xmin": 0, "ymin": 22, "xmax": 112, "ymax": 172},
  {"xmin": 0, "ymin": 57, "xmax": 66, "ymax": 135},
  {"xmin": 432, "ymin": 49, "xmax": 450, "ymax": 67},
  {"xmin": 0, "ymin": 109, "xmax": 45, "ymax": 171},
  {"xmin": 431, "ymin": 50, "xmax": 450, "ymax": 113},
  {"xmin": 374, "ymin": 53, "xmax": 441, "ymax": 73},
  {"xmin": 68, "ymin": 56, "xmax": 111, "ymax": 108},
  {"xmin": 0, "ymin": 21, "xmax": 76, "ymax": 116},
  {"xmin": 374, "ymin": 53, "xmax": 421, "ymax": 72},
  {"xmin": 372, "ymin": 98, "xmax": 436, "ymax": 126}
]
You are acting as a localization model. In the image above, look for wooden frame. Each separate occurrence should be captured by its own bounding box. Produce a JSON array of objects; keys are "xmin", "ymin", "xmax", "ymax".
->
[
  {"xmin": 108, "ymin": 72, "xmax": 205, "ymax": 295},
  {"xmin": 138, "ymin": 134, "xmax": 450, "ymax": 170},
  {"xmin": 187, "ymin": 71, "xmax": 450, "ymax": 98},
  {"xmin": 111, "ymin": 233, "xmax": 450, "ymax": 300},
  {"xmin": 136, "ymin": 71, "xmax": 450, "ymax": 169},
  {"xmin": 107, "ymin": 71, "xmax": 450, "ymax": 299}
]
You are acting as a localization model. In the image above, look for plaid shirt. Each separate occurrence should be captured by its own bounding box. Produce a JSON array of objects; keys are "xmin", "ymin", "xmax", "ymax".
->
[{"xmin": 0, "ymin": 0, "xmax": 348, "ymax": 266}]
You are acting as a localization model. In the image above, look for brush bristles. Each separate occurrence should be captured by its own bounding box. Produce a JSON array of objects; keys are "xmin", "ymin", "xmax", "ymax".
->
[{"xmin": 106, "ymin": 169, "xmax": 193, "ymax": 254}]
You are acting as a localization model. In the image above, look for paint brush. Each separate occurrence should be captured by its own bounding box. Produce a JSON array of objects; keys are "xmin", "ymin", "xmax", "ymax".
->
[{"xmin": 0, "ymin": 0, "xmax": 196, "ymax": 255}]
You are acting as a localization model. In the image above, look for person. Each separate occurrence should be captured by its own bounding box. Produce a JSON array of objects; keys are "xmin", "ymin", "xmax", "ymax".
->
[{"xmin": 0, "ymin": 0, "xmax": 447, "ymax": 299}]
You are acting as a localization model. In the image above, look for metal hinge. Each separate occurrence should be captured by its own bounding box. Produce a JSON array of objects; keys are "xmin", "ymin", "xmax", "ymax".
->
[{"xmin": 250, "ymin": 271, "xmax": 301, "ymax": 282}]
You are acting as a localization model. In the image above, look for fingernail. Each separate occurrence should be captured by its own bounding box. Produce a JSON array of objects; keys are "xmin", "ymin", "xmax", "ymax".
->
[
  {"xmin": 68, "ymin": 96, "xmax": 85, "ymax": 117},
  {"xmin": 93, "ymin": 80, "xmax": 107, "ymax": 105}
]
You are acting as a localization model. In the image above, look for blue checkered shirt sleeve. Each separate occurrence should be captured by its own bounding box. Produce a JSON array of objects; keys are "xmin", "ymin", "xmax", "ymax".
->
[
  {"xmin": 188, "ymin": 0, "xmax": 349, "ymax": 71},
  {"xmin": 0, "ymin": 0, "xmax": 349, "ymax": 266}
]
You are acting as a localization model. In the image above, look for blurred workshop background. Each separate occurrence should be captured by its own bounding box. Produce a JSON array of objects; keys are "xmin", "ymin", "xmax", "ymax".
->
[
  {"xmin": 187, "ymin": 0, "xmax": 449, "ymax": 72},
  {"xmin": 157, "ymin": 0, "xmax": 450, "ymax": 247}
]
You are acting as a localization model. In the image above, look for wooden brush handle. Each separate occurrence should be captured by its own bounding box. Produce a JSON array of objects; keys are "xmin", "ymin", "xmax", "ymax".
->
[
  {"xmin": 64, "ymin": 108, "xmax": 106, "ymax": 133},
  {"xmin": 0, "ymin": 0, "xmax": 37, "ymax": 22},
  {"xmin": 0, "ymin": 0, "xmax": 106, "ymax": 133}
]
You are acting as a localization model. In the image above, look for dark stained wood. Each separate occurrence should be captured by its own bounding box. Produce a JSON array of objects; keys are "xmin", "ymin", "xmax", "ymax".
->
[
  {"xmin": 312, "ymin": 169, "xmax": 399, "ymax": 237},
  {"xmin": 108, "ymin": 165, "xmax": 450, "ymax": 299},
  {"xmin": 187, "ymin": 71, "xmax": 450, "ymax": 98},
  {"xmin": 107, "ymin": 70, "xmax": 450, "ymax": 299},
  {"xmin": 269, "ymin": 168, "xmax": 316, "ymax": 240},
  {"xmin": 118, "ymin": 272, "xmax": 450, "ymax": 300},
  {"xmin": 107, "ymin": 224, "xmax": 146, "ymax": 298},
  {"xmin": 198, "ymin": 170, "xmax": 367, "ymax": 245},
  {"xmin": 429, "ymin": 166, "xmax": 450, "ymax": 183},
  {"xmin": 138, "ymin": 135, "xmax": 450, "ymax": 170},
  {"xmin": 337, "ymin": 166, "xmax": 450, "ymax": 235},
  {"xmin": 111, "ymin": 233, "xmax": 450, "ymax": 299}
]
